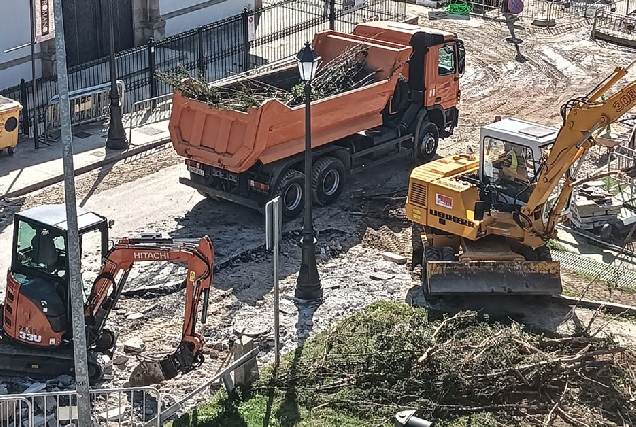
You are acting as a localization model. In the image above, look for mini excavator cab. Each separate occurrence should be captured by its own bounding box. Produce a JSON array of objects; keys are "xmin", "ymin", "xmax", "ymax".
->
[{"xmin": 3, "ymin": 205, "xmax": 110, "ymax": 349}]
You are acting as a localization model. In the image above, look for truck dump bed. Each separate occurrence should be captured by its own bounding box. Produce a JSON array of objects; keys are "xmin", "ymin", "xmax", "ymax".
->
[{"xmin": 169, "ymin": 29, "xmax": 413, "ymax": 174}]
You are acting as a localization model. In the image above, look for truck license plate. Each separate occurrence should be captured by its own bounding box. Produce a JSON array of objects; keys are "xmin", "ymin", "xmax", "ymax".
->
[{"xmin": 188, "ymin": 165, "xmax": 204, "ymax": 176}]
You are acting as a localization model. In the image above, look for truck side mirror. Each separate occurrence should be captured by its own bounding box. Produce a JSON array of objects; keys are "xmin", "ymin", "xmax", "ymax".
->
[
  {"xmin": 456, "ymin": 40, "xmax": 466, "ymax": 75},
  {"xmin": 108, "ymin": 220, "xmax": 115, "ymax": 228},
  {"xmin": 474, "ymin": 201, "xmax": 486, "ymax": 221}
]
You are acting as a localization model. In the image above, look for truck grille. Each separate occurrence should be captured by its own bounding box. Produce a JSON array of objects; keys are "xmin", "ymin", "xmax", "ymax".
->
[{"xmin": 410, "ymin": 182, "xmax": 427, "ymax": 207}]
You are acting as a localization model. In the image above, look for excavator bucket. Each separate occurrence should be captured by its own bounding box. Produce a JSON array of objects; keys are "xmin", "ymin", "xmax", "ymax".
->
[
  {"xmin": 129, "ymin": 359, "xmax": 179, "ymax": 387},
  {"xmin": 425, "ymin": 260, "xmax": 563, "ymax": 295}
]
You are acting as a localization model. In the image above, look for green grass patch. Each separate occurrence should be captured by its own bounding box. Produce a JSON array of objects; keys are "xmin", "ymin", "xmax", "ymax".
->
[
  {"xmin": 601, "ymin": 176, "xmax": 621, "ymax": 196},
  {"xmin": 545, "ymin": 239, "xmax": 568, "ymax": 252},
  {"xmin": 168, "ymin": 301, "xmax": 635, "ymax": 427}
]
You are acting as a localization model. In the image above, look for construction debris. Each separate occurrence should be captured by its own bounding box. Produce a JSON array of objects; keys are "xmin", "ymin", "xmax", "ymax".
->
[{"xmin": 570, "ymin": 182, "xmax": 623, "ymax": 230}]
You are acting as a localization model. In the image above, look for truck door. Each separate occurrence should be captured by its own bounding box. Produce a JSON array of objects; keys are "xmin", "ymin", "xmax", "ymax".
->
[{"xmin": 425, "ymin": 44, "xmax": 460, "ymax": 110}]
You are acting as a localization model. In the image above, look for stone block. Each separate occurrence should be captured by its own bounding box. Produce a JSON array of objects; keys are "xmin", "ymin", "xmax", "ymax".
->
[{"xmin": 232, "ymin": 336, "xmax": 259, "ymax": 386}]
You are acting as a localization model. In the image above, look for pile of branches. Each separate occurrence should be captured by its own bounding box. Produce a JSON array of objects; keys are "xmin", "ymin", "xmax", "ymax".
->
[
  {"xmin": 259, "ymin": 302, "xmax": 636, "ymax": 426},
  {"xmin": 157, "ymin": 67, "xmax": 289, "ymax": 112},
  {"xmin": 285, "ymin": 44, "xmax": 377, "ymax": 106},
  {"xmin": 157, "ymin": 44, "xmax": 377, "ymax": 112}
]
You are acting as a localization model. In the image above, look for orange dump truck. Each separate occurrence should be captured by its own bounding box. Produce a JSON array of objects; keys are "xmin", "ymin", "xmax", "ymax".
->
[{"xmin": 170, "ymin": 21, "xmax": 465, "ymax": 218}]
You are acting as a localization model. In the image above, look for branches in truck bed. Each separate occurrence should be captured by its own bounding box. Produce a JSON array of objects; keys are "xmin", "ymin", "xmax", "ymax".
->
[{"xmin": 157, "ymin": 44, "xmax": 377, "ymax": 112}]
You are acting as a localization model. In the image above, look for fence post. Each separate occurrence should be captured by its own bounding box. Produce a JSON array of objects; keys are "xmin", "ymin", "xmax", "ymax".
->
[
  {"xmin": 242, "ymin": 8, "xmax": 251, "ymax": 72},
  {"xmin": 197, "ymin": 27, "xmax": 205, "ymax": 77},
  {"xmin": 329, "ymin": 0, "xmax": 336, "ymax": 30},
  {"xmin": 19, "ymin": 79, "xmax": 29, "ymax": 136},
  {"xmin": 147, "ymin": 37, "xmax": 157, "ymax": 99}
]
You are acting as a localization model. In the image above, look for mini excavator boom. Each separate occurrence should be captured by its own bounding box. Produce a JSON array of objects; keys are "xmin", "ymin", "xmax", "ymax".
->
[
  {"xmin": 0, "ymin": 204, "xmax": 214, "ymax": 385},
  {"xmin": 406, "ymin": 61, "xmax": 636, "ymax": 296}
]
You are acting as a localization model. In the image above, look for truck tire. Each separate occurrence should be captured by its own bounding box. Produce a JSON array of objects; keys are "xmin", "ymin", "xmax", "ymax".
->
[
  {"xmin": 517, "ymin": 245, "xmax": 539, "ymax": 261},
  {"xmin": 536, "ymin": 246, "xmax": 552, "ymax": 261},
  {"xmin": 440, "ymin": 246, "xmax": 456, "ymax": 261},
  {"xmin": 189, "ymin": 172, "xmax": 221, "ymax": 201},
  {"xmin": 274, "ymin": 169, "xmax": 305, "ymax": 219},
  {"xmin": 413, "ymin": 118, "xmax": 439, "ymax": 164},
  {"xmin": 422, "ymin": 246, "xmax": 441, "ymax": 286},
  {"xmin": 311, "ymin": 156, "xmax": 346, "ymax": 206}
]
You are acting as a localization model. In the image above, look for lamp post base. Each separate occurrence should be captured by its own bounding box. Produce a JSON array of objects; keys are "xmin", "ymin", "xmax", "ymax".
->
[
  {"xmin": 106, "ymin": 96, "xmax": 128, "ymax": 151},
  {"xmin": 295, "ymin": 237, "xmax": 323, "ymax": 300}
]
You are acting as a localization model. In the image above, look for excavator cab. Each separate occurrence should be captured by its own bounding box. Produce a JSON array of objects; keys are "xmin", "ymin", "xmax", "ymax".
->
[
  {"xmin": 3, "ymin": 205, "xmax": 110, "ymax": 350},
  {"xmin": 478, "ymin": 118, "xmax": 556, "ymax": 209}
]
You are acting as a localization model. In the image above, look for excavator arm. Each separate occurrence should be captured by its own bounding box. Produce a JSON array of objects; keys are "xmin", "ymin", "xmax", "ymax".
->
[
  {"xmin": 83, "ymin": 235, "xmax": 215, "ymax": 385},
  {"xmin": 521, "ymin": 61, "xmax": 636, "ymax": 239}
]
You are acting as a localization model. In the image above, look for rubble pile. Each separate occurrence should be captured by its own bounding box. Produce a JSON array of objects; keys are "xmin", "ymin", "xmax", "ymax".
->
[
  {"xmin": 259, "ymin": 302, "xmax": 636, "ymax": 426},
  {"xmin": 570, "ymin": 182, "xmax": 623, "ymax": 230}
]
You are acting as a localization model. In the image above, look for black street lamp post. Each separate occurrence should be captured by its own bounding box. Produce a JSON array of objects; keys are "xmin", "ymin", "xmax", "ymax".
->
[
  {"xmin": 295, "ymin": 42, "xmax": 322, "ymax": 301},
  {"xmin": 106, "ymin": 0, "xmax": 128, "ymax": 150}
]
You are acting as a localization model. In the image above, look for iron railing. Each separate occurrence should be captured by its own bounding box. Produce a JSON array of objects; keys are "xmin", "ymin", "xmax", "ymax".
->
[
  {"xmin": 593, "ymin": 9, "xmax": 636, "ymax": 45},
  {"xmin": 0, "ymin": 0, "xmax": 407, "ymax": 139}
]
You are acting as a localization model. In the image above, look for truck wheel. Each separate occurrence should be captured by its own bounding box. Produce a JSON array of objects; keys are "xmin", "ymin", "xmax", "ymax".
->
[
  {"xmin": 536, "ymin": 246, "xmax": 552, "ymax": 261},
  {"xmin": 517, "ymin": 245, "xmax": 538, "ymax": 261},
  {"xmin": 411, "ymin": 223, "xmax": 424, "ymax": 270},
  {"xmin": 274, "ymin": 169, "xmax": 305, "ymax": 219},
  {"xmin": 440, "ymin": 246, "xmax": 456, "ymax": 261},
  {"xmin": 422, "ymin": 246, "xmax": 440, "ymax": 286},
  {"xmin": 311, "ymin": 156, "xmax": 346, "ymax": 206},
  {"xmin": 7, "ymin": 147, "xmax": 14, "ymax": 156},
  {"xmin": 413, "ymin": 119, "xmax": 439, "ymax": 164}
]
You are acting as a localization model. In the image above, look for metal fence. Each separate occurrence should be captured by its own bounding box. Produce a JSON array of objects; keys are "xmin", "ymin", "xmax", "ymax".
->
[
  {"xmin": 0, "ymin": 0, "xmax": 407, "ymax": 139},
  {"xmin": 0, "ymin": 386, "xmax": 162, "ymax": 427},
  {"xmin": 593, "ymin": 9, "xmax": 636, "ymax": 46},
  {"xmin": 465, "ymin": 0, "xmax": 612, "ymax": 23}
]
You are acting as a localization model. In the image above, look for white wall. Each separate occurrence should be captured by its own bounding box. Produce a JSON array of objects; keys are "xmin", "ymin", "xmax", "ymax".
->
[
  {"xmin": 160, "ymin": 0, "xmax": 255, "ymax": 37},
  {"xmin": 0, "ymin": 1, "xmax": 42, "ymax": 91}
]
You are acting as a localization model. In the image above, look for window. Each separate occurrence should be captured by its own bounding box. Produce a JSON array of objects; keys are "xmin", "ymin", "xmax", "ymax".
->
[
  {"xmin": 482, "ymin": 138, "xmax": 537, "ymax": 204},
  {"xmin": 16, "ymin": 220, "xmax": 67, "ymax": 279},
  {"xmin": 438, "ymin": 45, "xmax": 456, "ymax": 76}
]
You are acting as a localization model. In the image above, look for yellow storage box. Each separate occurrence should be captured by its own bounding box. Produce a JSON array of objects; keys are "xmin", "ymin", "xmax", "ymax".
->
[{"xmin": 0, "ymin": 95, "xmax": 23, "ymax": 156}]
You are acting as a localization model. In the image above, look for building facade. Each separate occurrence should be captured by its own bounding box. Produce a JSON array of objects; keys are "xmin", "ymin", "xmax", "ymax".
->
[{"xmin": 0, "ymin": 0, "xmax": 257, "ymax": 91}]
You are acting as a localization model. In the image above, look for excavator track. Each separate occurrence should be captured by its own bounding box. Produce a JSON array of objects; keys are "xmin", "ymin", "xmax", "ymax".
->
[{"xmin": 0, "ymin": 334, "xmax": 104, "ymax": 384}]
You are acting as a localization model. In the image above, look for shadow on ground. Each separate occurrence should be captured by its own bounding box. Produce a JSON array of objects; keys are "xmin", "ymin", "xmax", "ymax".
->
[{"xmin": 406, "ymin": 286, "xmax": 587, "ymax": 336}]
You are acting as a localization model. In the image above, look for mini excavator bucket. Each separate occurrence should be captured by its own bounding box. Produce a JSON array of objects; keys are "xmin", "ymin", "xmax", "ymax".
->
[
  {"xmin": 128, "ymin": 342, "xmax": 203, "ymax": 386},
  {"xmin": 129, "ymin": 360, "xmax": 175, "ymax": 387},
  {"xmin": 424, "ymin": 260, "xmax": 563, "ymax": 295}
]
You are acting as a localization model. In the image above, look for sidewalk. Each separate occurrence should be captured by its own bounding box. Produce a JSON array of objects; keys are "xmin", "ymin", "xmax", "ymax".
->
[{"xmin": 0, "ymin": 118, "xmax": 171, "ymax": 199}]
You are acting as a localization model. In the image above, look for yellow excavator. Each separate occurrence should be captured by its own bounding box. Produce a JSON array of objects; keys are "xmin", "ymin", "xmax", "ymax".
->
[{"xmin": 406, "ymin": 62, "xmax": 636, "ymax": 296}]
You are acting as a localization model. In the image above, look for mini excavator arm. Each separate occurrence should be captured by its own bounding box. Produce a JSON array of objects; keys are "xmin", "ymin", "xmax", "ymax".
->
[
  {"xmin": 84, "ymin": 235, "xmax": 215, "ymax": 385},
  {"xmin": 521, "ymin": 61, "xmax": 636, "ymax": 240}
]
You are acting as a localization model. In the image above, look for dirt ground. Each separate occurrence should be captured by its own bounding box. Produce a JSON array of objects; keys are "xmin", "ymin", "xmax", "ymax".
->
[{"xmin": 0, "ymin": 5, "xmax": 635, "ymax": 421}]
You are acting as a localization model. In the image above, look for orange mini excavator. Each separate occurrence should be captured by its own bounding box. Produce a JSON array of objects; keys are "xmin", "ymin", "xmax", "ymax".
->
[{"xmin": 0, "ymin": 204, "xmax": 214, "ymax": 386}]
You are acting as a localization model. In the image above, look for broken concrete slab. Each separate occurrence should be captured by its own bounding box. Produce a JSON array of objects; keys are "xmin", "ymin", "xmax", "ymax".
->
[
  {"xmin": 22, "ymin": 382, "xmax": 46, "ymax": 394},
  {"xmin": 57, "ymin": 405, "xmax": 78, "ymax": 421},
  {"xmin": 370, "ymin": 271, "xmax": 394, "ymax": 281},
  {"xmin": 96, "ymin": 404, "xmax": 130, "ymax": 421},
  {"xmin": 123, "ymin": 337, "xmax": 146, "ymax": 354},
  {"xmin": 380, "ymin": 251, "xmax": 407, "ymax": 265}
]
